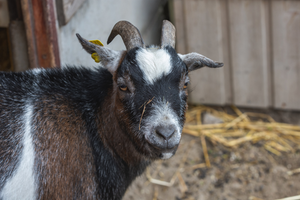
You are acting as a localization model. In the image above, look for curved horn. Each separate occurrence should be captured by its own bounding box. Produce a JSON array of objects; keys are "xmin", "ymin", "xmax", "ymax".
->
[
  {"xmin": 161, "ymin": 20, "xmax": 176, "ymax": 49},
  {"xmin": 107, "ymin": 21, "xmax": 145, "ymax": 50}
]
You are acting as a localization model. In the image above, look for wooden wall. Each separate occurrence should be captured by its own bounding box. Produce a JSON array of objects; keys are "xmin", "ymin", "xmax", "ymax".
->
[{"xmin": 172, "ymin": 0, "xmax": 300, "ymax": 110}]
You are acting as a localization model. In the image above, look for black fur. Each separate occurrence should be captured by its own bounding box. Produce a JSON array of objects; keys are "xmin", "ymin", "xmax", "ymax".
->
[
  {"xmin": 0, "ymin": 45, "xmax": 189, "ymax": 199},
  {"xmin": 115, "ymin": 46, "xmax": 189, "ymax": 159},
  {"xmin": 0, "ymin": 67, "xmax": 149, "ymax": 199}
]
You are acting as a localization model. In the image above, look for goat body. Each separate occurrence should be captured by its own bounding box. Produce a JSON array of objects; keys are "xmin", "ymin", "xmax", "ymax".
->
[
  {"xmin": 0, "ymin": 21, "xmax": 223, "ymax": 200},
  {"xmin": 0, "ymin": 67, "xmax": 145, "ymax": 199}
]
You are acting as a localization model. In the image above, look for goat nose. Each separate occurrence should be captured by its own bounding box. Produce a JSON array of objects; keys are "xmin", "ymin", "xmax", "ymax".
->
[{"xmin": 155, "ymin": 125, "xmax": 175, "ymax": 140}]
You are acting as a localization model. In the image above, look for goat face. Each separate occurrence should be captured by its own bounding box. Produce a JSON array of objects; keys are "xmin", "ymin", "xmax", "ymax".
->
[
  {"xmin": 76, "ymin": 21, "xmax": 223, "ymax": 160},
  {"xmin": 114, "ymin": 46, "xmax": 188, "ymax": 159}
]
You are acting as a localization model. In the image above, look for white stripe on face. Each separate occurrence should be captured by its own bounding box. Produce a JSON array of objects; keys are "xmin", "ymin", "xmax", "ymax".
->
[
  {"xmin": 135, "ymin": 48, "xmax": 172, "ymax": 84},
  {"xmin": 1, "ymin": 104, "xmax": 36, "ymax": 200}
]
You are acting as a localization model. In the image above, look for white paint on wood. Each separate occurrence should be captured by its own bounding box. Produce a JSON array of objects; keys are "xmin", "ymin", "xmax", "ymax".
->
[{"xmin": 272, "ymin": 1, "xmax": 300, "ymax": 110}]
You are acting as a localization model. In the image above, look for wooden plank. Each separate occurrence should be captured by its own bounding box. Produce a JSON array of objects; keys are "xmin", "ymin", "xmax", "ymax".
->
[
  {"xmin": 171, "ymin": 0, "xmax": 187, "ymax": 54},
  {"xmin": 271, "ymin": 1, "xmax": 300, "ymax": 110},
  {"xmin": 9, "ymin": 21, "xmax": 30, "ymax": 72},
  {"xmin": 21, "ymin": 0, "xmax": 39, "ymax": 69},
  {"xmin": 0, "ymin": 0, "xmax": 9, "ymax": 27},
  {"xmin": 32, "ymin": 0, "xmax": 53, "ymax": 68},
  {"xmin": 43, "ymin": 0, "xmax": 61, "ymax": 67},
  {"xmin": 0, "ymin": 28, "xmax": 12, "ymax": 71},
  {"xmin": 21, "ymin": 0, "xmax": 60, "ymax": 69},
  {"xmin": 183, "ymin": 0, "xmax": 230, "ymax": 105},
  {"xmin": 220, "ymin": 0, "xmax": 233, "ymax": 104},
  {"xmin": 228, "ymin": 0, "xmax": 270, "ymax": 108},
  {"xmin": 56, "ymin": 0, "xmax": 87, "ymax": 26}
]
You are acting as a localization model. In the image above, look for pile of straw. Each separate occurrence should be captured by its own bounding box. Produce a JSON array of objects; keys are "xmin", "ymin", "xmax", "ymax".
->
[{"xmin": 183, "ymin": 105, "xmax": 300, "ymax": 157}]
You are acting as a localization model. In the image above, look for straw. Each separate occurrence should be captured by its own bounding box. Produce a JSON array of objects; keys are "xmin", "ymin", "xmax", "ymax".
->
[
  {"xmin": 183, "ymin": 106, "xmax": 300, "ymax": 156},
  {"xmin": 276, "ymin": 195, "xmax": 300, "ymax": 200}
]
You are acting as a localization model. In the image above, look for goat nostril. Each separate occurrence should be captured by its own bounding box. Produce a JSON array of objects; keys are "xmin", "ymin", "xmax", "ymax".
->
[{"xmin": 155, "ymin": 125, "xmax": 176, "ymax": 140}]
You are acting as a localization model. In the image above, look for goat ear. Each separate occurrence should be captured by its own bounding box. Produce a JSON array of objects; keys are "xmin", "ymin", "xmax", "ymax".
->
[
  {"xmin": 76, "ymin": 33, "xmax": 126, "ymax": 74},
  {"xmin": 178, "ymin": 53, "xmax": 223, "ymax": 72}
]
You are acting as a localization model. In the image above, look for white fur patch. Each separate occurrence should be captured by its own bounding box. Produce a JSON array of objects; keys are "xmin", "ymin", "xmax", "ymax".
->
[
  {"xmin": 0, "ymin": 105, "xmax": 36, "ymax": 200},
  {"xmin": 161, "ymin": 153, "xmax": 173, "ymax": 160},
  {"xmin": 136, "ymin": 48, "xmax": 172, "ymax": 84}
]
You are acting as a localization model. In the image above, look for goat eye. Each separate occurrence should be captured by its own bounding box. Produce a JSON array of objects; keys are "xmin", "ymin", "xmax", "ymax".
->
[
  {"xmin": 119, "ymin": 85, "xmax": 128, "ymax": 91},
  {"xmin": 183, "ymin": 82, "xmax": 188, "ymax": 89}
]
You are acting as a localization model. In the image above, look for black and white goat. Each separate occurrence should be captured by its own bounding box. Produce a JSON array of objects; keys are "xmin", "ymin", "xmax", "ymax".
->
[{"xmin": 0, "ymin": 20, "xmax": 223, "ymax": 200}]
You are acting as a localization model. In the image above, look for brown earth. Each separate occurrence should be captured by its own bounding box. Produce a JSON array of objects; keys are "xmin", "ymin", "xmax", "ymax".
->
[{"xmin": 123, "ymin": 107, "xmax": 300, "ymax": 200}]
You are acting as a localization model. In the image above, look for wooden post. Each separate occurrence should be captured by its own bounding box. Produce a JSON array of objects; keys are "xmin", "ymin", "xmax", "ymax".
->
[
  {"xmin": 21, "ymin": 0, "xmax": 60, "ymax": 69},
  {"xmin": 180, "ymin": 0, "xmax": 232, "ymax": 105},
  {"xmin": 228, "ymin": 0, "xmax": 271, "ymax": 108}
]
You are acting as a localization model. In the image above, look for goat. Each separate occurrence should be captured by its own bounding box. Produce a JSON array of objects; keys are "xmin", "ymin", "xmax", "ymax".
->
[{"xmin": 0, "ymin": 20, "xmax": 223, "ymax": 200}]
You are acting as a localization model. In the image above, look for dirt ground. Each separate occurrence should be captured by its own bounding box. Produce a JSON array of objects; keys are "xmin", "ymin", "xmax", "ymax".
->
[{"xmin": 123, "ymin": 107, "xmax": 300, "ymax": 200}]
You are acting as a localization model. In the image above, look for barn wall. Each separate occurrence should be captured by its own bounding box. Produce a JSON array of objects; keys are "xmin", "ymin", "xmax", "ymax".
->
[{"xmin": 172, "ymin": 0, "xmax": 300, "ymax": 110}]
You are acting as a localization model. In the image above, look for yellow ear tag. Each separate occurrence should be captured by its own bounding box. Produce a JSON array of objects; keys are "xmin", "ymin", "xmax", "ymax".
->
[
  {"xmin": 91, "ymin": 53, "xmax": 101, "ymax": 63},
  {"xmin": 89, "ymin": 40, "xmax": 104, "ymax": 63}
]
